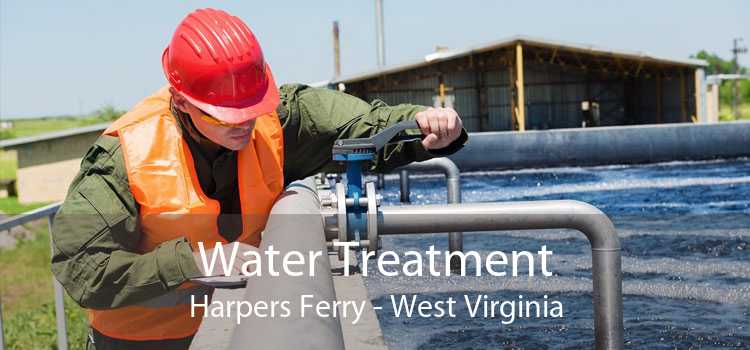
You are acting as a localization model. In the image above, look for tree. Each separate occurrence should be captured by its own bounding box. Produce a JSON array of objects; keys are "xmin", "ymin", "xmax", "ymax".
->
[
  {"xmin": 691, "ymin": 50, "xmax": 745, "ymax": 75},
  {"xmin": 92, "ymin": 105, "xmax": 125, "ymax": 121},
  {"xmin": 691, "ymin": 50, "xmax": 750, "ymax": 105}
]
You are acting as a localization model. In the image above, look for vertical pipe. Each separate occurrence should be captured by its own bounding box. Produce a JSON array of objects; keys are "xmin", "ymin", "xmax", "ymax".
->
[
  {"xmin": 48, "ymin": 215, "xmax": 68, "ymax": 350},
  {"xmin": 400, "ymin": 158, "xmax": 463, "ymax": 269},
  {"xmin": 515, "ymin": 43, "xmax": 526, "ymax": 132},
  {"xmin": 377, "ymin": 173, "xmax": 385, "ymax": 189},
  {"xmin": 346, "ymin": 162, "xmax": 362, "ymax": 198},
  {"xmin": 446, "ymin": 173, "xmax": 462, "ymax": 270},
  {"xmin": 0, "ymin": 294, "xmax": 5, "ymax": 350},
  {"xmin": 399, "ymin": 169, "xmax": 410, "ymax": 203},
  {"xmin": 592, "ymin": 249, "xmax": 624, "ymax": 350},
  {"xmin": 332, "ymin": 21, "xmax": 341, "ymax": 78},
  {"xmin": 374, "ymin": 0, "xmax": 385, "ymax": 67},
  {"xmin": 376, "ymin": 201, "xmax": 623, "ymax": 349}
]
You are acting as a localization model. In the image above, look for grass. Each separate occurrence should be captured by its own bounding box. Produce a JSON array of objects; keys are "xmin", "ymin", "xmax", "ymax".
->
[
  {"xmin": 719, "ymin": 102, "xmax": 750, "ymax": 121},
  {"xmin": 0, "ymin": 113, "xmax": 109, "ymax": 349},
  {"xmin": 0, "ymin": 197, "xmax": 51, "ymax": 215},
  {"xmin": 0, "ymin": 150, "xmax": 16, "ymax": 181},
  {"xmin": 0, "ymin": 226, "xmax": 88, "ymax": 350},
  {"xmin": 0, "ymin": 105, "xmax": 123, "ymax": 141},
  {"xmin": 0, "ymin": 116, "xmax": 109, "ymax": 140}
]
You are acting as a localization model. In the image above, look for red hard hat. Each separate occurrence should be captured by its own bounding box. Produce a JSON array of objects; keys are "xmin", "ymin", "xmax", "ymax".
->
[{"xmin": 162, "ymin": 8, "xmax": 279, "ymax": 124}]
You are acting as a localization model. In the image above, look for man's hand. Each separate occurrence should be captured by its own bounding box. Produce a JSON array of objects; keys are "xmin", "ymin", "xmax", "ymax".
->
[
  {"xmin": 193, "ymin": 242, "xmax": 260, "ymax": 277},
  {"xmin": 414, "ymin": 107, "xmax": 464, "ymax": 150}
]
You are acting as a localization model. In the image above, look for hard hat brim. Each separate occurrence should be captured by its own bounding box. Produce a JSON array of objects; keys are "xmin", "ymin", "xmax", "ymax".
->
[{"xmin": 163, "ymin": 47, "xmax": 280, "ymax": 124}]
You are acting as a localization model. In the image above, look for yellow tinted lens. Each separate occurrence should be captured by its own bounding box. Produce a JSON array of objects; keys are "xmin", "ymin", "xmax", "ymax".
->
[
  {"xmin": 200, "ymin": 112, "xmax": 243, "ymax": 128},
  {"xmin": 200, "ymin": 112, "xmax": 223, "ymax": 126}
]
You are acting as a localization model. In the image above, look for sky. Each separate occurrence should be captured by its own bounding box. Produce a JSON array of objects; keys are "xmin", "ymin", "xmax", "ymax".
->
[{"xmin": 1, "ymin": 0, "xmax": 748, "ymax": 119}]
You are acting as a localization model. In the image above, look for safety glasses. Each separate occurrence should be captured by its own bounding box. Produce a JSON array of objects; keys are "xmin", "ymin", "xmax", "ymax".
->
[{"xmin": 198, "ymin": 109, "xmax": 247, "ymax": 129}]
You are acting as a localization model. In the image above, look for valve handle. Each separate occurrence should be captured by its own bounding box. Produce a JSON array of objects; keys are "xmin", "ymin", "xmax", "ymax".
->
[{"xmin": 370, "ymin": 120, "xmax": 422, "ymax": 151}]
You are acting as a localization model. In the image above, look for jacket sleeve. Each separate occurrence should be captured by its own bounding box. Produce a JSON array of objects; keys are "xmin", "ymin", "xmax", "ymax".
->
[
  {"xmin": 279, "ymin": 84, "xmax": 468, "ymax": 183},
  {"xmin": 50, "ymin": 135, "xmax": 202, "ymax": 309}
]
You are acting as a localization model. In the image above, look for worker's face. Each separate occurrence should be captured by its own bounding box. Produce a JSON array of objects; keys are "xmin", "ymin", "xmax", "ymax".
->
[{"xmin": 171, "ymin": 90, "xmax": 256, "ymax": 151}]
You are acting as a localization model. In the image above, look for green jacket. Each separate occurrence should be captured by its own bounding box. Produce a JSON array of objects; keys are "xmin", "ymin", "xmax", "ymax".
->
[{"xmin": 51, "ymin": 84, "xmax": 468, "ymax": 310}]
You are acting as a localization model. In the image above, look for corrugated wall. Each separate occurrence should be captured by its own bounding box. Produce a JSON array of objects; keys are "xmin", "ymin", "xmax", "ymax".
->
[
  {"xmin": 345, "ymin": 49, "xmax": 698, "ymax": 132},
  {"xmin": 366, "ymin": 75, "xmax": 436, "ymax": 107},
  {"xmin": 485, "ymin": 69, "xmax": 513, "ymax": 131},
  {"xmin": 445, "ymin": 70, "xmax": 480, "ymax": 131}
]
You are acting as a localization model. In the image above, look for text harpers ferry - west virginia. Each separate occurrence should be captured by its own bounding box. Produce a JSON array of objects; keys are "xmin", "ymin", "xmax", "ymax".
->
[{"xmin": 191, "ymin": 242, "xmax": 564, "ymax": 326}]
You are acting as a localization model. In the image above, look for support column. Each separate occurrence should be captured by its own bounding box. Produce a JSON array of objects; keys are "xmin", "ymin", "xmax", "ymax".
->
[
  {"xmin": 508, "ymin": 53, "xmax": 517, "ymax": 131},
  {"xmin": 515, "ymin": 43, "xmax": 527, "ymax": 131},
  {"xmin": 694, "ymin": 68, "xmax": 705, "ymax": 123},
  {"xmin": 438, "ymin": 74, "xmax": 446, "ymax": 107}
]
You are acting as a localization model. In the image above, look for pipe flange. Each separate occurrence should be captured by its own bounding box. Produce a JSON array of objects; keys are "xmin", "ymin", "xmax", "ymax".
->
[
  {"xmin": 335, "ymin": 182, "xmax": 348, "ymax": 260},
  {"xmin": 365, "ymin": 182, "xmax": 379, "ymax": 253}
]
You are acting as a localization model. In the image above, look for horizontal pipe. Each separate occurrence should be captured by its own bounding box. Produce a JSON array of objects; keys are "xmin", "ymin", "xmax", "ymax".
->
[
  {"xmin": 376, "ymin": 200, "xmax": 622, "ymax": 349},
  {"xmin": 447, "ymin": 122, "xmax": 750, "ymax": 171},
  {"xmin": 378, "ymin": 200, "xmax": 618, "ymax": 250},
  {"xmin": 399, "ymin": 157, "xmax": 460, "ymax": 181},
  {"xmin": 0, "ymin": 202, "xmax": 60, "ymax": 231},
  {"xmin": 230, "ymin": 178, "xmax": 344, "ymax": 350}
]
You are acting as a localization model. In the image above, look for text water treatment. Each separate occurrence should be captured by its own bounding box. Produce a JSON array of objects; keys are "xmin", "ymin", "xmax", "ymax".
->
[{"xmin": 192, "ymin": 242, "xmax": 564, "ymax": 325}]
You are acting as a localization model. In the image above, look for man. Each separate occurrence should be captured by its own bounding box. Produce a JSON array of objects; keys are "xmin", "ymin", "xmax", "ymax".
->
[{"xmin": 51, "ymin": 8, "xmax": 467, "ymax": 349}]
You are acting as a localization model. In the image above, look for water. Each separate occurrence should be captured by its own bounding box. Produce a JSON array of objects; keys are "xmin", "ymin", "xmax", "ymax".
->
[{"xmin": 363, "ymin": 158, "xmax": 750, "ymax": 349}]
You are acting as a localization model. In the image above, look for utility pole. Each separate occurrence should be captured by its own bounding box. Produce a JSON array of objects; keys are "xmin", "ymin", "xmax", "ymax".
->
[
  {"xmin": 332, "ymin": 21, "xmax": 341, "ymax": 78},
  {"xmin": 374, "ymin": 0, "xmax": 387, "ymax": 190},
  {"xmin": 374, "ymin": 0, "xmax": 385, "ymax": 67},
  {"xmin": 731, "ymin": 38, "xmax": 747, "ymax": 119}
]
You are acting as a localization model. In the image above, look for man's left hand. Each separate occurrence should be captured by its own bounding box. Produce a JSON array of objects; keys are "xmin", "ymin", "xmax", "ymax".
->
[{"xmin": 414, "ymin": 107, "xmax": 464, "ymax": 150}]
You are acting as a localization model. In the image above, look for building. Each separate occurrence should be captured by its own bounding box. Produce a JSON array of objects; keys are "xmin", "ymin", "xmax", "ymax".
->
[
  {"xmin": 0, "ymin": 36, "xmax": 712, "ymax": 204},
  {"xmin": 331, "ymin": 35, "xmax": 708, "ymax": 132},
  {"xmin": 0, "ymin": 124, "xmax": 107, "ymax": 203}
]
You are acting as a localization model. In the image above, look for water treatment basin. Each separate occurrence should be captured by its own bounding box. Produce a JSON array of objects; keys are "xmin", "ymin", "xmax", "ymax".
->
[{"xmin": 365, "ymin": 158, "xmax": 750, "ymax": 349}]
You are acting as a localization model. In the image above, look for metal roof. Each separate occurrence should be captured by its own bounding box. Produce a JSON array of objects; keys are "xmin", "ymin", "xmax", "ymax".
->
[
  {"xmin": 0, "ymin": 122, "xmax": 109, "ymax": 149},
  {"xmin": 332, "ymin": 35, "xmax": 708, "ymax": 84}
]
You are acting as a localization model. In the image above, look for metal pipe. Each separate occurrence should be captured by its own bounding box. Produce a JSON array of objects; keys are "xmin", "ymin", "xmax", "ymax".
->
[
  {"xmin": 399, "ymin": 169, "xmax": 410, "ymax": 203},
  {"xmin": 377, "ymin": 200, "xmax": 623, "ymax": 350},
  {"xmin": 374, "ymin": 0, "xmax": 385, "ymax": 67},
  {"xmin": 230, "ymin": 178, "xmax": 344, "ymax": 350},
  {"xmin": 0, "ymin": 295, "xmax": 4, "ymax": 350},
  {"xmin": 446, "ymin": 122, "xmax": 750, "ymax": 171},
  {"xmin": 399, "ymin": 158, "xmax": 463, "ymax": 269},
  {"xmin": 0, "ymin": 202, "xmax": 60, "ymax": 231},
  {"xmin": 0, "ymin": 203, "xmax": 64, "ymax": 349},
  {"xmin": 48, "ymin": 215, "xmax": 69, "ymax": 350}
]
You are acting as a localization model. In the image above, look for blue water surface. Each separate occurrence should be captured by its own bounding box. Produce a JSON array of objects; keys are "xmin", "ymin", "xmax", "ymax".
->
[{"xmin": 364, "ymin": 158, "xmax": 750, "ymax": 349}]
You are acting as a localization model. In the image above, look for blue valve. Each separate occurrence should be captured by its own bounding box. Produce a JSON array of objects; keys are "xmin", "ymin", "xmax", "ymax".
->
[{"xmin": 332, "ymin": 120, "xmax": 422, "ymax": 243}]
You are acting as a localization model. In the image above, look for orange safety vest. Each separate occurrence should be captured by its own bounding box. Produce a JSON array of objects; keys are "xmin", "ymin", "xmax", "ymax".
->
[{"xmin": 91, "ymin": 86, "xmax": 284, "ymax": 340}]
